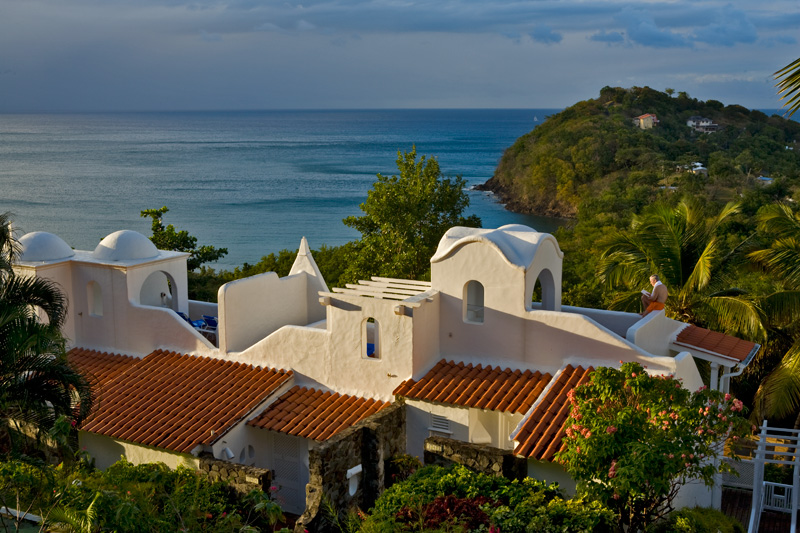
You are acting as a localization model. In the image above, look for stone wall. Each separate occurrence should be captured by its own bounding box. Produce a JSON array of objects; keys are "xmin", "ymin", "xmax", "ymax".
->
[
  {"xmin": 198, "ymin": 454, "xmax": 273, "ymax": 495},
  {"xmin": 295, "ymin": 402, "xmax": 405, "ymax": 533},
  {"xmin": 423, "ymin": 436, "xmax": 527, "ymax": 480}
]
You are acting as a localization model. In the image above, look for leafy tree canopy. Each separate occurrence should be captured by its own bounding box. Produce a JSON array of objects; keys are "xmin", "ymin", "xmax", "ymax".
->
[
  {"xmin": 556, "ymin": 362, "xmax": 751, "ymax": 533},
  {"xmin": 341, "ymin": 147, "xmax": 481, "ymax": 282},
  {"xmin": 487, "ymin": 86, "xmax": 800, "ymax": 220},
  {"xmin": 140, "ymin": 207, "xmax": 228, "ymax": 271}
]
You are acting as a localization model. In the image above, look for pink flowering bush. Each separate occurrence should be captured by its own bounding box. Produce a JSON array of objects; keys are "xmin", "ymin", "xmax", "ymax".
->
[{"xmin": 555, "ymin": 362, "xmax": 751, "ymax": 533}]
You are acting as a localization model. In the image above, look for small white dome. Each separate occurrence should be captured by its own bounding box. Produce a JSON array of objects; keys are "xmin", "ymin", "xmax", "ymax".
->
[
  {"xmin": 19, "ymin": 232, "xmax": 75, "ymax": 262},
  {"xmin": 93, "ymin": 230, "xmax": 159, "ymax": 261}
]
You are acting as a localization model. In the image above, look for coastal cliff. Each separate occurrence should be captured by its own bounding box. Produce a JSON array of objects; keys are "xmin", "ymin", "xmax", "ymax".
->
[{"xmin": 480, "ymin": 86, "xmax": 800, "ymax": 218}]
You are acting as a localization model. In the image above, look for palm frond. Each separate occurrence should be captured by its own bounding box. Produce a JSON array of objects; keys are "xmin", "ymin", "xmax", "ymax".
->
[
  {"xmin": 701, "ymin": 294, "xmax": 765, "ymax": 342},
  {"xmin": 753, "ymin": 343, "xmax": 800, "ymax": 421},
  {"xmin": 762, "ymin": 290, "xmax": 800, "ymax": 326},
  {"xmin": 775, "ymin": 57, "xmax": 800, "ymax": 118}
]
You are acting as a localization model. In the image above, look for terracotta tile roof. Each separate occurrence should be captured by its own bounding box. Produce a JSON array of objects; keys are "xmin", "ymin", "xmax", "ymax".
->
[
  {"xmin": 247, "ymin": 386, "xmax": 390, "ymax": 441},
  {"xmin": 67, "ymin": 347, "xmax": 138, "ymax": 389},
  {"xmin": 80, "ymin": 350, "xmax": 292, "ymax": 454},
  {"xmin": 513, "ymin": 365, "xmax": 593, "ymax": 461},
  {"xmin": 393, "ymin": 359, "xmax": 552, "ymax": 414},
  {"xmin": 674, "ymin": 324, "xmax": 760, "ymax": 363}
]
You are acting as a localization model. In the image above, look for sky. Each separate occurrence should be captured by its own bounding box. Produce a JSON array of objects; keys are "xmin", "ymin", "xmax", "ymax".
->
[{"xmin": 1, "ymin": 0, "xmax": 798, "ymax": 112}]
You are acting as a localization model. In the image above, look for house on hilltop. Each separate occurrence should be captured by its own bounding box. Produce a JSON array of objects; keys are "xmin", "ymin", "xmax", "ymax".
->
[
  {"xmin": 14, "ymin": 223, "xmax": 759, "ymax": 524},
  {"xmin": 687, "ymin": 115, "xmax": 719, "ymax": 133},
  {"xmin": 633, "ymin": 113, "xmax": 659, "ymax": 129}
]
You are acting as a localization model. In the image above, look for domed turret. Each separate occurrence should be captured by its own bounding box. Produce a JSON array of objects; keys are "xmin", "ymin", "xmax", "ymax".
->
[
  {"xmin": 93, "ymin": 230, "xmax": 159, "ymax": 261},
  {"xmin": 18, "ymin": 232, "xmax": 75, "ymax": 262}
]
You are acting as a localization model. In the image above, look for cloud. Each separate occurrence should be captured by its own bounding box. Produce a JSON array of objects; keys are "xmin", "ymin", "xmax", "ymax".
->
[
  {"xmin": 691, "ymin": 8, "xmax": 757, "ymax": 46},
  {"xmin": 200, "ymin": 29, "xmax": 222, "ymax": 41},
  {"xmin": 529, "ymin": 25, "xmax": 562, "ymax": 44},
  {"xmin": 296, "ymin": 19, "xmax": 316, "ymax": 31},
  {"xmin": 589, "ymin": 31, "xmax": 625, "ymax": 44},
  {"xmin": 615, "ymin": 8, "xmax": 691, "ymax": 48}
]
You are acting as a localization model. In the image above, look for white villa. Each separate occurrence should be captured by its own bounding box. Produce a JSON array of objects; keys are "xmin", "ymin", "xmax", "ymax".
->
[{"xmin": 14, "ymin": 224, "xmax": 759, "ymax": 517}]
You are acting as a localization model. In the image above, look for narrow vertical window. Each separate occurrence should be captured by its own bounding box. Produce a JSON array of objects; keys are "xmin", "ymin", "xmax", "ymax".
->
[
  {"xmin": 88, "ymin": 281, "xmax": 103, "ymax": 317},
  {"xmin": 463, "ymin": 280, "xmax": 484, "ymax": 323},
  {"xmin": 363, "ymin": 317, "xmax": 380, "ymax": 359}
]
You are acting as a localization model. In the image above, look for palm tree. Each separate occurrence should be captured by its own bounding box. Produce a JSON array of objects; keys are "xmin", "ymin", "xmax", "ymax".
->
[
  {"xmin": 775, "ymin": 57, "xmax": 800, "ymax": 118},
  {"xmin": 598, "ymin": 200, "xmax": 764, "ymax": 340},
  {"xmin": 0, "ymin": 212, "xmax": 93, "ymax": 455},
  {"xmin": 748, "ymin": 203, "xmax": 800, "ymax": 426}
]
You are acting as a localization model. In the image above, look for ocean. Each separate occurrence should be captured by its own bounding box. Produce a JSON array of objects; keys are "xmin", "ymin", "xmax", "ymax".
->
[{"xmin": 0, "ymin": 109, "xmax": 564, "ymax": 271}]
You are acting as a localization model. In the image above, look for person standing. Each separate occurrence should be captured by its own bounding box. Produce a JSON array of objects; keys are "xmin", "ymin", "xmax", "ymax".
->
[{"xmin": 641, "ymin": 274, "xmax": 668, "ymax": 315}]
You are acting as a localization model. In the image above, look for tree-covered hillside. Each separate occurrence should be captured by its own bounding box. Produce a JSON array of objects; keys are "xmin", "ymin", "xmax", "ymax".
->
[{"xmin": 482, "ymin": 86, "xmax": 800, "ymax": 218}]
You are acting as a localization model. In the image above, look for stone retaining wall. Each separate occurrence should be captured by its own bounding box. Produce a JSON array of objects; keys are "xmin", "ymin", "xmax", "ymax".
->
[
  {"xmin": 198, "ymin": 454, "xmax": 273, "ymax": 495},
  {"xmin": 295, "ymin": 402, "xmax": 405, "ymax": 533},
  {"xmin": 423, "ymin": 436, "xmax": 527, "ymax": 480}
]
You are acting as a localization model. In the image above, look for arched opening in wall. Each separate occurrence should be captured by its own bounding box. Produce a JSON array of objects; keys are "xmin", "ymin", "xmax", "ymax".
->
[
  {"xmin": 363, "ymin": 317, "xmax": 380, "ymax": 359},
  {"xmin": 87, "ymin": 281, "xmax": 103, "ymax": 317},
  {"xmin": 140, "ymin": 271, "xmax": 176, "ymax": 309},
  {"xmin": 528, "ymin": 269, "xmax": 556, "ymax": 311},
  {"xmin": 463, "ymin": 280, "xmax": 484, "ymax": 324}
]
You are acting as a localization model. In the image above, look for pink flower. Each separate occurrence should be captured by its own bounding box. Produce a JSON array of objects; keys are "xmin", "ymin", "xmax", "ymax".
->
[
  {"xmin": 668, "ymin": 454, "xmax": 674, "ymax": 459},
  {"xmin": 606, "ymin": 426, "xmax": 618, "ymax": 434},
  {"xmin": 631, "ymin": 373, "xmax": 637, "ymax": 377},
  {"xmin": 724, "ymin": 393, "xmax": 732, "ymax": 401}
]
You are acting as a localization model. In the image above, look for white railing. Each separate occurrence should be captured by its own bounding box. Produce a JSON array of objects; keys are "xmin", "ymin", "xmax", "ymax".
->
[{"xmin": 747, "ymin": 421, "xmax": 800, "ymax": 533}]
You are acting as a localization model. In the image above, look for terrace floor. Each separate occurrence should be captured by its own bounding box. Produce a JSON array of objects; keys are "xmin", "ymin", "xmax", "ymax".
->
[{"xmin": 722, "ymin": 488, "xmax": 793, "ymax": 532}]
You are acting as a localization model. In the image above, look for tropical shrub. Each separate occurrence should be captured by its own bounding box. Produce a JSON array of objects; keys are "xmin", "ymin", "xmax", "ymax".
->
[
  {"xmin": 646, "ymin": 506, "xmax": 744, "ymax": 533},
  {"xmin": 366, "ymin": 464, "xmax": 614, "ymax": 533},
  {"xmin": 556, "ymin": 362, "xmax": 752, "ymax": 532}
]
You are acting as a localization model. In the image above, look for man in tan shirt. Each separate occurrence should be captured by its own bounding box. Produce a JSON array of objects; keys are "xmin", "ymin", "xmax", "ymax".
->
[{"xmin": 641, "ymin": 274, "xmax": 668, "ymax": 315}]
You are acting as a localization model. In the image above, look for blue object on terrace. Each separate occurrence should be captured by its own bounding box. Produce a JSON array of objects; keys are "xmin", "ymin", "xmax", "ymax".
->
[
  {"xmin": 176, "ymin": 311, "xmax": 206, "ymax": 329},
  {"xmin": 202, "ymin": 315, "xmax": 218, "ymax": 330}
]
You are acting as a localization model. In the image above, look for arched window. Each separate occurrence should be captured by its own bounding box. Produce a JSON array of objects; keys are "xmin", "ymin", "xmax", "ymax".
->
[
  {"xmin": 363, "ymin": 317, "xmax": 380, "ymax": 359},
  {"xmin": 88, "ymin": 281, "xmax": 103, "ymax": 317},
  {"xmin": 463, "ymin": 281, "xmax": 484, "ymax": 324},
  {"xmin": 529, "ymin": 269, "xmax": 556, "ymax": 311}
]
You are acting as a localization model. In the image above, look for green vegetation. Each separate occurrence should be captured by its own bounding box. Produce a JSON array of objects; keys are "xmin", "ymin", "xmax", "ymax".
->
[
  {"xmin": 646, "ymin": 507, "xmax": 744, "ymax": 533},
  {"xmin": 598, "ymin": 200, "xmax": 763, "ymax": 340},
  {"xmin": 487, "ymin": 86, "xmax": 800, "ymax": 219},
  {"xmin": 776, "ymin": 57, "xmax": 800, "ymax": 118},
  {"xmin": 141, "ymin": 206, "xmax": 228, "ymax": 271},
  {"xmin": 0, "ymin": 457, "xmax": 290, "ymax": 532},
  {"xmin": 340, "ymin": 147, "xmax": 481, "ymax": 283},
  {"xmin": 360, "ymin": 464, "xmax": 615, "ymax": 532},
  {"xmin": 0, "ymin": 212, "xmax": 93, "ymax": 459},
  {"xmin": 555, "ymin": 362, "xmax": 750, "ymax": 532}
]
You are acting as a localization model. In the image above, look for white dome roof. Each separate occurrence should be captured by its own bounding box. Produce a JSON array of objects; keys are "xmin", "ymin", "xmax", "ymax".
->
[
  {"xmin": 93, "ymin": 230, "xmax": 159, "ymax": 261},
  {"xmin": 18, "ymin": 232, "xmax": 75, "ymax": 262}
]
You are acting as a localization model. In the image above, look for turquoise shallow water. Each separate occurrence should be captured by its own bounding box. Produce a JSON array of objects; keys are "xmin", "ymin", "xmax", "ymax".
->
[{"xmin": 0, "ymin": 109, "xmax": 564, "ymax": 270}]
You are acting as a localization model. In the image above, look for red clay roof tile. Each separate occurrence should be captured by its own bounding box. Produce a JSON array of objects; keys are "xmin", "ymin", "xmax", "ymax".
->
[
  {"xmin": 80, "ymin": 349, "xmax": 292, "ymax": 454},
  {"xmin": 248, "ymin": 386, "xmax": 390, "ymax": 441},
  {"xmin": 67, "ymin": 347, "xmax": 138, "ymax": 391},
  {"xmin": 674, "ymin": 325, "xmax": 759, "ymax": 363},
  {"xmin": 513, "ymin": 365, "xmax": 593, "ymax": 461},
  {"xmin": 393, "ymin": 359, "xmax": 552, "ymax": 414}
]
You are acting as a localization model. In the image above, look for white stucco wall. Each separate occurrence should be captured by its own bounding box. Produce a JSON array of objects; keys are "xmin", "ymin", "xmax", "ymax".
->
[
  {"xmin": 219, "ymin": 272, "xmax": 314, "ymax": 353},
  {"xmin": 79, "ymin": 431, "xmax": 199, "ymax": 470},
  {"xmin": 561, "ymin": 305, "xmax": 641, "ymax": 339},
  {"xmin": 627, "ymin": 311, "xmax": 686, "ymax": 357},
  {"xmin": 405, "ymin": 400, "xmax": 470, "ymax": 462},
  {"xmin": 527, "ymin": 460, "xmax": 577, "ymax": 495},
  {"xmin": 244, "ymin": 427, "xmax": 310, "ymax": 515},
  {"xmin": 14, "ymin": 262, "xmax": 77, "ymax": 344}
]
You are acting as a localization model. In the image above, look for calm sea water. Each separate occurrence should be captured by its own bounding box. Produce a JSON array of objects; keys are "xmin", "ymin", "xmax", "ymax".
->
[{"xmin": 0, "ymin": 109, "xmax": 563, "ymax": 271}]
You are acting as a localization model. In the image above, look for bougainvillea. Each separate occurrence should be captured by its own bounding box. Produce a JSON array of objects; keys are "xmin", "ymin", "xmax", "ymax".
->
[{"xmin": 555, "ymin": 362, "xmax": 751, "ymax": 532}]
